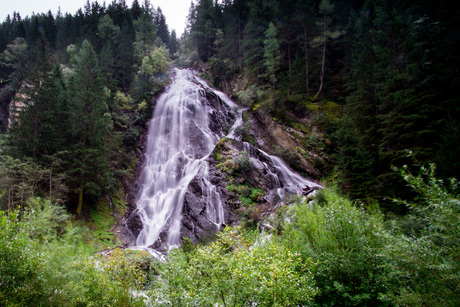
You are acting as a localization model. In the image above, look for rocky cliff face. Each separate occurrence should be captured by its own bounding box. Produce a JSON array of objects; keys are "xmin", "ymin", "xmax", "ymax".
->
[
  {"xmin": 123, "ymin": 70, "xmax": 321, "ymax": 249},
  {"xmin": 248, "ymin": 110, "xmax": 322, "ymax": 178},
  {"xmin": 207, "ymin": 138, "xmax": 320, "ymax": 226}
]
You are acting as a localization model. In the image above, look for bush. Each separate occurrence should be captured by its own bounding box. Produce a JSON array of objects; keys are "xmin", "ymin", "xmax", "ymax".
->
[
  {"xmin": 379, "ymin": 165, "xmax": 460, "ymax": 306},
  {"xmin": 156, "ymin": 227, "xmax": 318, "ymax": 306},
  {"xmin": 281, "ymin": 189, "xmax": 392, "ymax": 306},
  {"xmin": 0, "ymin": 199, "xmax": 149, "ymax": 306},
  {"xmin": 280, "ymin": 165, "xmax": 460, "ymax": 306},
  {"xmin": 0, "ymin": 210, "xmax": 44, "ymax": 306},
  {"xmin": 233, "ymin": 152, "xmax": 252, "ymax": 172}
]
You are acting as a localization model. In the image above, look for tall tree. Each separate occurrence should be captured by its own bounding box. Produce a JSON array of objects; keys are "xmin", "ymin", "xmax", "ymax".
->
[
  {"xmin": 294, "ymin": 0, "xmax": 317, "ymax": 96},
  {"xmin": 67, "ymin": 40, "xmax": 112, "ymax": 215},
  {"xmin": 7, "ymin": 36, "xmax": 53, "ymax": 159},
  {"xmin": 242, "ymin": 19, "xmax": 266, "ymax": 79},
  {"xmin": 168, "ymin": 29, "xmax": 179, "ymax": 55},
  {"xmin": 192, "ymin": 0, "xmax": 219, "ymax": 61},
  {"xmin": 155, "ymin": 8, "xmax": 170, "ymax": 46},
  {"xmin": 312, "ymin": 0, "xmax": 340, "ymax": 100},
  {"xmin": 263, "ymin": 22, "xmax": 281, "ymax": 103}
]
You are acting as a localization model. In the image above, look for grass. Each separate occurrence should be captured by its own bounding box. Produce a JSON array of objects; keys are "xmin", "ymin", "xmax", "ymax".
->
[{"xmin": 86, "ymin": 192, "xmax": 126, "ymax": 249}]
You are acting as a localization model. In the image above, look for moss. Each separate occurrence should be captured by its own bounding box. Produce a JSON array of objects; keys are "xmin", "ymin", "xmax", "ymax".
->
[
  {"xmin": 321, "ymin": 101, "xmax": 341, "ymax": 120},
  {"xmin": 215, "ymin": 136, "xmax": 230, "ymax": 149},
  {"xmin": 305, "ymin": 101, "xmax": 320, "ymax": 112},
  {"xmin": 240, "ymin": 196, "xmax": 253, "ymax": 206},
  {"xmin": 242, "ymin": 133, "xmax": 256, "ymax": 146},
  {"xmin": 289, "ymin": 121, "xmax": 311, "ymax": 135},
  {"xmin": 216, "ymin": 158, "xmax": 237, "ymax": 174},
  {"xmin": 226, "ymin": 184, "xmax": 237, "ymax": 193},
  {"xmin": 250, "ymin": 188, "xmax": 264, "ymax": 201},
  {"xmin": 86, "ymin": 197, "xmax": 120, "ymax": 249}
]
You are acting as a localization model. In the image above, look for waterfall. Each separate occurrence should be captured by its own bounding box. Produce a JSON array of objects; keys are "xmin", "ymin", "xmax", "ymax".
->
[
  {"xmin": 134, "ymin": 69, "xmax": 232, "ymax": 250},
  {"xmin": 132, "ymin": 68, "xmax": 320, "ymax": 253},
  {"xmin": 242, "ymin": 142, "xmax": 321, "ymax": 200}
]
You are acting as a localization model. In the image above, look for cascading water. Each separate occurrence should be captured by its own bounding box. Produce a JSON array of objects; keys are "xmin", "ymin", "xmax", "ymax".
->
[
  {"xmin": 134, "ymin": 68, "xmax": 234, "ymax": 250},
  {"xmin": 132, "ymin": 68, "xmax": 320, "ymax": 253},
  {"xmin": 242, "ymin": 142, "xmax": 321, "ymax": 201}
]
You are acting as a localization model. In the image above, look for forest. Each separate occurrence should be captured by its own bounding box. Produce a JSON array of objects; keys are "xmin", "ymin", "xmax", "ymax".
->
[{"xmin": 0, "ymin": 0, "xmax": 459, "ymax": 306}]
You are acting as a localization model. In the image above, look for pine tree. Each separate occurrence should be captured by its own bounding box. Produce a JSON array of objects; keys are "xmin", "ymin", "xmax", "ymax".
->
[
  {"xmin": 242, "ymin": 20, "xmax": 266, "ymax": 79},
  {"xmin": 67, "ymin": 40, "xmax": 112, "ymax": 215},
  {"xmin": 169, "ymin": 30, "xmax": 179, "ymax": 55},
  {"xmin": 312, "ymin": 0, "xmax": 340, "ymax": 100},
  {"xmin": 155, "ymin": 8, "xmax": 170, "ymax": 46},
  {"xmin": 7, "ymin": 36, "xmax": 53, "ymax": 159},
  {"xmin": 38, "ymin": 64, "xmax": 69, "ymax": 156},
  {"xmin": 192, "ymin": 0, "xmax": 218, "ymax": 61},
  {"xmin": 263, "ymin": 22, "xmax": 281, "ymax": 103}
]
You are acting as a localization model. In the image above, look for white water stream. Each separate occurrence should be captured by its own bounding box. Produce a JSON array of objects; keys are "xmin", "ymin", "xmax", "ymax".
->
[
  {"xmin": 132, "ymin": 68, "xmax": 320, "ymax": 252},
  {"xmin": 134, "ymin": 69, "xmax": 228, "ymax": 249}
]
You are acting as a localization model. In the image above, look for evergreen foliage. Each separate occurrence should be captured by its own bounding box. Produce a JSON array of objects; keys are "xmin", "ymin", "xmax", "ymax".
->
[
  {"xmin": 0, "ymin": 1, "xmax": 459, "ymax": 305},
  {"xmin": 182, "ymin": 0, "xmax": 460, "ymax": 202},
  {"xmin": 67, "ymin": 39, "xmax": 112, "ymax": 214},
  {"xmin": 0, "ymin": 1, "xmax": 172, "ymax": 213}
]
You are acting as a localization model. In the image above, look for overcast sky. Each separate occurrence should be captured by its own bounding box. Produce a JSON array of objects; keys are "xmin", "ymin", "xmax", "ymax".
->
[{"xmin": 1, "ymin": 0, "xmax": 191, "ymax": 36}]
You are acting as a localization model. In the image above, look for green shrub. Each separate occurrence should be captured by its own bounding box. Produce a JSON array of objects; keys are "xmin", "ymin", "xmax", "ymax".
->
[
  {"xmin": 233, "ymin": 152, "xmax": 252, "ymax": 172},
  {"xmin": 0, "ymin": 199, "xmax": 149, "ymax": 306},
  {"xmin": 156, "ymin": 227, "xmax": 318, "ymax": 306},
  {"xmin": 280, "ymin": 166, "xmax": 460, "ymax": 306},
  {"xmin": 250, "ymin": 188, "xmax": 264, "ymax": 201},
  {"xmin": 379, "ymin": 165, "xmax": 460, "ymax": 306},
  {"xmin": 281, "ymin": 188, "xmax": 392, "ymax": 306},
  {"xmin": 0, "ymin": 210, "xmax": 44, "ymax": 306}
]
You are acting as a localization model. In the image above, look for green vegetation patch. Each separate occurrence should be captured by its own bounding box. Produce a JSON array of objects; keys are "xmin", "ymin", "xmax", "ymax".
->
[
  {"xmin": 87, "ymin": 197, "xmax": 119, "ymax": 249},
  {"xmin": 320, "ymin": 100, "xmax": 342, "ymax": 121},
  {"xmin": 227, "ymin": 184, "xmax": 264, "ymax": 207}
]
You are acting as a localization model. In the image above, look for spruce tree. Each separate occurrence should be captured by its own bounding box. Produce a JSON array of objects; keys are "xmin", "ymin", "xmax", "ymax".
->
[
  {"xmin": 263, "ymin": 22, "xmax": 281, "ymax": 104},
  {"xmin": 67, "ymin": 39, "xmax": 112, "ymax": 215}
]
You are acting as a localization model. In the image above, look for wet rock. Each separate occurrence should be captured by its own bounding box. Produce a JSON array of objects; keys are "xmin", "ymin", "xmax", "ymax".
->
[
  {"xmin": 126, "ymin": 209, "xmax": 143, "ymax": 239},
  {"xmin": 124, "ymin": 69, "xmax": 320, "ymax": 252},
  {"xmin": 249, "ymin": 110, "xmax": 321, "ymax": 178},
  {"xmin": 181, "ymin": 177, "xmax": 217, "ymax": 243},
  {"xmin": 187, "ymin": 121, "xmax": 208, "ymax": 159},
  {"xmin": 302, "ymin": 185, "xmax": 320, "ymax": 196},
  {"xmin": 149, "ymin": 232, "xmax": 168, "ymax": 252}
]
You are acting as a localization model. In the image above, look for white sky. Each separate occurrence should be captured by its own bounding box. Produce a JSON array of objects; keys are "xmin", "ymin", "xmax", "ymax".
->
[{"xmin": 0, "ymin": 0, "xmax": 191, "ymax": 36}]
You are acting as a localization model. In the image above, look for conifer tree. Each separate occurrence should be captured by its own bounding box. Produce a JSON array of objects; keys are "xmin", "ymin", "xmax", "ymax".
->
[
  {"xmin": 312, "ymin": 0, "xmax": 340, "ymax": 100},
  {"xmin": 263, "ymin": 22, "xmax": 281, "ymax": 103},
  {"xmin": 242, "ymin": 20, "xmax": 266, "ymax": 79},
  {"xmin": 67, "ymin": 39, "xmax": 112, "ymax": 215},
  {"xmin": 7, "ymin": 36, "xmax": 53, "ymax": 159},
  {"xmin": 155, "ymin": 8, "xmax": 170, "ymax": 46}
]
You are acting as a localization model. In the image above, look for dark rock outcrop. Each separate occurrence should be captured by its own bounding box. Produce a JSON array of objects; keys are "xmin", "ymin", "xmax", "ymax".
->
[{"xmin": 249, "ymin": 110, "xmax": 321, "ymax": 178}]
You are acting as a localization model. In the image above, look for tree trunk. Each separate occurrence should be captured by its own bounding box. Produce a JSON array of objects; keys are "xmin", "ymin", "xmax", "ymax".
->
[
  {"xmin": 49, "ymin": 164, "xmax": 52, "ymax": 201},
  {"xmin": 304, "ymin": 25, "xmax": 310, "ymax": 96},
  {"xmin": 238, "ymin": 15, "xmax": 242, "ymax": 70},
  {"xmin": 314, "ymin": 16, "xmax": 326, "ymax": 100},
  {"xmin": 288, "ymin": 42, "xmax": 292, "ymax": 96},
  {"xmin": 8, "ymin": 186, "xmax": 11, "ymax": 211},
  {"xmin": 76, "ymin": 185, "xmax": 83, "ymax": 216},
  {"xmin": 220, "ymin": 289, "xmax": 228, "ymax": 307},
  {"xmin": 33, "ymin": 107, "xmax": 38, "ymax": 159}
]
